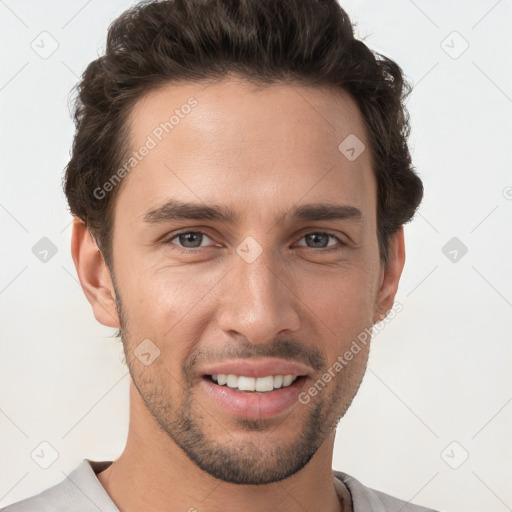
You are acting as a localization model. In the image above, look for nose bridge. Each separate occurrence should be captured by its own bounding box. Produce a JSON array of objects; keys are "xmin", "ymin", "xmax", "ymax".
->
[{"xmin": 218, "ymin": 236, "xmax": 300, "ymax": 342}]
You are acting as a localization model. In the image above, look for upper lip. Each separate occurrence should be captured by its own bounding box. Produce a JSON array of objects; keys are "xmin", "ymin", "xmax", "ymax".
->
[{"xmin": 200, "ymin": 358, "xmax": 311, "ymax": 379}]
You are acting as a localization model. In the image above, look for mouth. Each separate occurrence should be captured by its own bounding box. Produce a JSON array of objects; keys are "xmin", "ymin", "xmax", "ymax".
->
[
  {"xmin": 200, "ymin": 373, "xmax": 308, "ymax": 419},
  {"xmin": 203, "ymin": 373, "xmax": 305, "ymax": 393},
  {"xmin": 197, "ymin": 358, "xmax": 312, "ymax": 419}
]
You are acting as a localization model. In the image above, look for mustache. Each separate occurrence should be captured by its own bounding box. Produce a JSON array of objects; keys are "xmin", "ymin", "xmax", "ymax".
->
[{"xmin": 183, "ymin": 338, "xmax": 326, "ymax": 377}]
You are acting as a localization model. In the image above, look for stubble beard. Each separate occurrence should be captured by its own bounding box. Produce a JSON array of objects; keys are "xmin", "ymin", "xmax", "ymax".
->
[{"xmin": 112, "ymin": 277, "xmax": 366, "ymax": 485}]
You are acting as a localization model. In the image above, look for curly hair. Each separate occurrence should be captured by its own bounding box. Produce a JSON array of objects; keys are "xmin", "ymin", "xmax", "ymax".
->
[{"xmin": 63, "ymin": 0, "xmax": 423, "ymax": 270}]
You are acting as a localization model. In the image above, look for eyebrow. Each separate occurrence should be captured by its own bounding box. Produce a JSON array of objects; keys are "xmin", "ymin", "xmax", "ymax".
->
[{"xmin": 142, "ymin": 199, "xmax": 363, "ymax": 225}]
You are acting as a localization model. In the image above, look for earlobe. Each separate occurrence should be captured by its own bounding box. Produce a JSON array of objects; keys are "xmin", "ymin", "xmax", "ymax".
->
[
  {"xmin": 374, "ymin": 227, "xmax": 406, "ymax": 324},
  {"xmin": 70, "ymin": 218, "xmax": 120, "ymax": 328}
]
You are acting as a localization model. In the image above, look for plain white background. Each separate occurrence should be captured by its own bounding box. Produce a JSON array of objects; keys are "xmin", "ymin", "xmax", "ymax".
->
[{"xmin": 1, "ymin": 1, "xmax": 511, "ymax": 511}]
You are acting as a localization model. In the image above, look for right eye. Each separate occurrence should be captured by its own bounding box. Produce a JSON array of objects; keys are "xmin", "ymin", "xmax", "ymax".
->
[{"xmin": 165, "ymin": 231, "xmax": 218, "ymax": 250}]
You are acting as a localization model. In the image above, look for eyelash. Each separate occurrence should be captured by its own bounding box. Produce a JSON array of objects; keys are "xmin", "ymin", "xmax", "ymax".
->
[{"xmin": 164, "ymin": 230, "xmax": 347, "ymax": 253}]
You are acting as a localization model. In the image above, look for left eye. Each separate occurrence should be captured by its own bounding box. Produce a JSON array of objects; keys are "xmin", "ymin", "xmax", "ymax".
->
[
  {"xmin": 295, "ymin": 232, "xmax": 341, "ymax": 249},
  {"xmin": 167, "ymin": 231, "xmax": 343, "ymax": 250}
]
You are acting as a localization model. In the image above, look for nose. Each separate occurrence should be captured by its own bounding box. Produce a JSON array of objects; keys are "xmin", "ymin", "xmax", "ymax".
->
[{"xmin": 217, "ymin": 241, "xmax": 301, "ymax": 344}]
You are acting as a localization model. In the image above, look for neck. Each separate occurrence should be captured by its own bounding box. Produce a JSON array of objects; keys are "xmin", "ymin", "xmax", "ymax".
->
[{"xmin": 97, "ymin": 380, "xmax": 347, "ymax": 512}]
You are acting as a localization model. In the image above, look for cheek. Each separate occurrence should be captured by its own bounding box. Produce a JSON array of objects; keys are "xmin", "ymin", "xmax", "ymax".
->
[
  {"xmin": 120, "ymin": 261, "xmax": 224, "ymax": 338},
  {"xmin": 305, "ymin": 264, "xmax": 378, "ymax": 330}
]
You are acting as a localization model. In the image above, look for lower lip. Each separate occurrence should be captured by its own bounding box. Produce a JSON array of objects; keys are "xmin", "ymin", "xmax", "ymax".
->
[{"xmin": 200, "ymin": 376, "xmax": 307, "ymax": 420}]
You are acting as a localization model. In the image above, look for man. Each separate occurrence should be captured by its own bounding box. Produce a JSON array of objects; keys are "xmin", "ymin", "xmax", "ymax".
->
[{"xmin": 2, "ymin": 0, "xmax": 437, "ymax": 510}]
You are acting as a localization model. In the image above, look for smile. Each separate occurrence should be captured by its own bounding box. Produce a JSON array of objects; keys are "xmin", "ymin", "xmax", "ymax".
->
[
  {"xmin": 201, "ymin": 374, "xmax": 308, "ymax": 419},
  {"xmin": 208, "ymin": 374, "xmax": 299, "ymax": 392}
]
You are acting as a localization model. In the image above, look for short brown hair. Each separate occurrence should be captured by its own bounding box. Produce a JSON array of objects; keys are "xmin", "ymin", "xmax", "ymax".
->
[{"xmin": 64, "ymin": 0, "xmax": 423, "ymax": 270}]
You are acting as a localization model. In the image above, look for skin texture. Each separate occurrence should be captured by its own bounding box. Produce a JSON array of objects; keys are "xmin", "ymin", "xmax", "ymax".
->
[{"xmin": 72, "ymin": 75, "xmax": 405, "ymax": 512}]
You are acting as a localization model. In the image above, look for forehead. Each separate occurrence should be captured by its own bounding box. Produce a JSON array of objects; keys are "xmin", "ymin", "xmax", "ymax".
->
[{"xmin": 117, "ymin": 76, "xmax": 376, "ymax": 224}]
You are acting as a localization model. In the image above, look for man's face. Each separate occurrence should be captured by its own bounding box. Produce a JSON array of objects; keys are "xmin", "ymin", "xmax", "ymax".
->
[{"xmin": 105, "ymin": 76, "xmax": 389, "ymax": 484}]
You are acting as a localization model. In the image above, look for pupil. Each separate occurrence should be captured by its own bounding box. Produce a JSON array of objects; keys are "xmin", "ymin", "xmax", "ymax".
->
[
  {"xmin": 308, "ymin": 233, "xmax": 327, "ymax": 248},
  {"xmin": 180, "ymin": 233, "xmax": 201, "ymax": 248}
]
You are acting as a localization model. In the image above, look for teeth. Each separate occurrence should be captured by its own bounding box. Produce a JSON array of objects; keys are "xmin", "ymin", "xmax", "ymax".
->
[
  {"xmin": 210, "ymin": 374, "xmax": 299, "ymax": 392},
  {"xmin": 226, "ymin": 374, "xmax": 238, "ymax": 388},
  {"xmin": 282, "ymin": 375, "xmax": 294, "ymax": 387},
  {"xmin": 255, "ymin": 376, "xmax": 274, "ymax": 392},
  {"xmin": 238, "ymin": 376, "xmax": 256, "ymax": 391}
]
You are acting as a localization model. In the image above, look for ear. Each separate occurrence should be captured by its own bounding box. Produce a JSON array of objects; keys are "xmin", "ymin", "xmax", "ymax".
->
[
  {"xmin": 70, "ymin": 218, "xmax": 120, "ymax": 328},
  {"xmin": 373, "ymin": 227, "xmax": 406, "ymax": 324}
]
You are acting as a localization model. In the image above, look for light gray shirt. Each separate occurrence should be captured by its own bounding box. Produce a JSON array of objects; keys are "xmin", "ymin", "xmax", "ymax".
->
[{"xmin": 1, "ymin": 459, "xmax": 440, "ymax": 512}]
